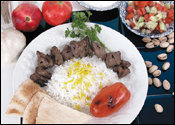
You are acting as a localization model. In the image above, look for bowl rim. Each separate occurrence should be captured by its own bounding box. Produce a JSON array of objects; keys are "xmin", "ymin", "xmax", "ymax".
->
[{"xmin": 77, "ymin": 1, "xmax": 121, "ymax": 11}]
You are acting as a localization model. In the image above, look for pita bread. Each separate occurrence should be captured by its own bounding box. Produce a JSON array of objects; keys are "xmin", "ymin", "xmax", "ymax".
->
[
  {"xmin": 6, "ymin": 79, "xmax": 46, "ymax": 117},
  {"xmin": 36, "ymin": 97, "xmax": 92, "ymax": 124},
  {"xmin": 23, "ymin": 91, "xmax": 50, "ymax": 124}
]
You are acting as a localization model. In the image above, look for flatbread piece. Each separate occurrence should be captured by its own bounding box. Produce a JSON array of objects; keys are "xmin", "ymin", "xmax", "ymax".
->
[{"xmin": 6, "ymin": 79, "xmax": 46, "ymax": 117}]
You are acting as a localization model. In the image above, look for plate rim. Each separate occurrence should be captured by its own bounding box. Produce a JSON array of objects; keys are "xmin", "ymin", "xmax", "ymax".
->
[{"xmin": 12, "ymin": 22, "xmax": 148, "ymax": 124}]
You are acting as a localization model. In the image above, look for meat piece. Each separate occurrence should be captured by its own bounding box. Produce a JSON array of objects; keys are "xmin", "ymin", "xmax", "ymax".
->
[
  {"xmin": 91, "ymin": 41, "xmax": 106, "ymax": 60},
  {"xmin": 36, "ymin": 66, "xmax": 51, "ymax": 79},
  {"xmin": 105, "ymin": 51, "xmax": 122, "ymax": 68},
  {"xmin": 70, "ymin": 40, "xmax": 86, "ymax": 58},
  {"xmin": 50, "ymin": 46, "xmax": 63, "ymax": 66},
  {"xmin": 37, "ymin": 51, "xmax": 54, "ymax": 69},
  {"xmin": 81, "ymin": 36, "xmax": 93, "ymax": 57},
  {"xmin": 113, "ymin": 65, "xmax": 130, "ymax": 78},
  {"xmin": 61, "ymin": 45, "xmax": 73, "ymax": 61},
  {"xmin": 30, "ymin": 73, "xmax": 47, "ymax": 87},
  {"xmin": 121, "ymin": 60, "xmax": 131, "ymax": 68}
]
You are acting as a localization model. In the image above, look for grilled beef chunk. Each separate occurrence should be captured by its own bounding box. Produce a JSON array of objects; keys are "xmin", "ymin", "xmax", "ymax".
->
[
  {"xmin": 36, "ymin": 66, "xmax": 51, "ymax": 79},
  {"xmin": 121, "ymin": 60, "xmax": 131, "ymax": 68},
  {"xmin": 81, "ymin": 36, "xmax": 93, "ymax": 57},
  {"xmin": 70, "ymin": 40, "xmax": 85, "ymax": 58},
  {"xmin": 105, "ymin": 51, "xmax": 122, "ymax": 68},
  {"xmin": 113, "ymin": 65, "xmax": 130, "ymax": 78},
  {"xmin": 37, "ymin": 51, "xmax": 54, "ymax": 69},
  {"xmin": 61, "ymin": 45, "xmax": 73, "ymax": 61},
  {"xmin": 70, "ymin": 36, "xmax": 94, "ymax": 58},
  {"xmin": 50, "ymin": 46, "xmax": 63, "ymax": 66},
  {"xmin": 91, "ymin": 41, "xmax": 106, "ymax": 60},
  {"xmin": 30, "ymin": 73, "xmax": 47, "ymax": 87}
]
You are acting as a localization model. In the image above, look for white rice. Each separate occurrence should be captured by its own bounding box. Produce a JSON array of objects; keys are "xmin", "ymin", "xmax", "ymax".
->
[{"xmin": 45, "ymin": 55, "xmax": 119, "ymax": 114}]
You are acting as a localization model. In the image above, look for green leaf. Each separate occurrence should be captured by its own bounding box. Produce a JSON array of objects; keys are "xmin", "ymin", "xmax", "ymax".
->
[
  {"xmin": 64, "ymin": 11, "xmax": 111, "ymax": 52},
  {"xmin": 65, "ymin": 28, "xmax": 71, "ymax": 37},
  {"xmin": 95, "ymin": 24, "xmax": 102, "ymax": 33}
]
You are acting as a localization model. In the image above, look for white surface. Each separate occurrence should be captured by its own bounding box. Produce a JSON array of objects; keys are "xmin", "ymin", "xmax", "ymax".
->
[
  {"xmin": 1, "ymin": 1, "xmax": 88, "ymax": 124},
  {"xmin": 12, "ymin": 22, "xmax": 148, "ymax": 124},
  {"xmin": 1, "ymin": 63, "xmax": 20, "ymax": 124}
]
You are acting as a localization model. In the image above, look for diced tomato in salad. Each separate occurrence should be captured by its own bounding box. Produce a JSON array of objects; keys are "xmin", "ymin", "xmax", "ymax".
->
[
  {"xmin": 138, "ymin": 1, "xmax": 148, "ymax": 8},
  {"xmin": 126, "ymin": 5, "xmax": 134, "ymax": 13},
  {"xmin": 165, "ymin": 17, "xmax": 173, "ymax": 24},
  {"xmin": 126, "ymin": 13, "xmax": 134, "ymax": 20},
  {"xmin": 168, "ymin": 9, "xmax": 174, "ymax": 20},
  {"xmin": 148, "ymin": 1, "xmax": 154, "ymax": 7},
  {"xmin": 125, "ymin": 1, "xmax": 174, "ymax": 34},
  {"xmin": 144, "ymin": 14, "xmax": 149, "ymax": 22},
  {"xmin": 155, "ymin": 3, "xmax": 164, "ymax": 11}
]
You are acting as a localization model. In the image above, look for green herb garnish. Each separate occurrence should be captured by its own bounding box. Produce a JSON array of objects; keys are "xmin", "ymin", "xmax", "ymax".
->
[{"xmin": 65, "ymin": 11, "xmax": 111, "ymax": 52}]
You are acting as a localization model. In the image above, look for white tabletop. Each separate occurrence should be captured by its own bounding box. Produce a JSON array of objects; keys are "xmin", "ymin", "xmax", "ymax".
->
[{"xmin": 1, "ymin": 1, "xmax": 88, "ymax": 124}]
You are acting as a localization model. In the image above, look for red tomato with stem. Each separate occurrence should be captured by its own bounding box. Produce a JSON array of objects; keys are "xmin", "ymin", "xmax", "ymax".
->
[
  {"xmin": 42, "ymin": 1, "xmax": 72, "ymax": 26},
  {"xmin": 90, "ymin": 82, "xmax": 131, "ymax": 117}
]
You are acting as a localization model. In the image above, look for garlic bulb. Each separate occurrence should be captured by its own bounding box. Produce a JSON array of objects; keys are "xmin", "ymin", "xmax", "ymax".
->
[{"xmin": 1, "ymin": 29, "xmax": 26, "ymax": 64}]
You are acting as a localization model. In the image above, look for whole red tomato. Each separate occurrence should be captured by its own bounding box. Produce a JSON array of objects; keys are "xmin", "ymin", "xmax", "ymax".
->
[
  {"xmin": 42, "ymin": 1, "xmax": 72, "ymax": 26},
  {"xmin": 12, "ymin": 3, "xmax": 42, "ymax": 32},
  {"xmin": 90, "ymin": 82, "xmax": 131, "ymax": 117}
]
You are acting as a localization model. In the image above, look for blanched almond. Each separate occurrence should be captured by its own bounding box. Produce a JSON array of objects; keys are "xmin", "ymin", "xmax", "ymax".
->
[
  {"xmin": 162, "ymin": 62, "xmax": 170, "ymax": 71},
  {"xmin": 155, "ymin": 104, "xmax": 163, "ymax": 113},
  {"xmin": 163, "ymin": 80, "xmax": 171, "ymax": 90},
  {"xmin": 142, "ymin": 37, "xmax": 151, "ymax": 43}
]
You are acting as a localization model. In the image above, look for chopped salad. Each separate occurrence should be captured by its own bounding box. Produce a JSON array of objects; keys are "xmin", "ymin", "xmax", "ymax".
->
[{"xmin": 125, "ymin": 1, "xmax": 174, "ymax": 35}]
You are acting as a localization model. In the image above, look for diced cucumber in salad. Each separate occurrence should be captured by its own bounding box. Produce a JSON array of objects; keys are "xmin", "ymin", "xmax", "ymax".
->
[{"xmin": 125, "ymin": 1, "xmax": 174, "ymax": 34}]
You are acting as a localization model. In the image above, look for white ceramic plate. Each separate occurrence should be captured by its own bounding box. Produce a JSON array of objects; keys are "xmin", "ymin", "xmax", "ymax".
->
[
  {"xmin": 12, "ymin": 22, "xmax": 148, "ymax": 124},
  {"xmin": 77, "ymin": 1, "xmax": 121, "ymax": 11}
]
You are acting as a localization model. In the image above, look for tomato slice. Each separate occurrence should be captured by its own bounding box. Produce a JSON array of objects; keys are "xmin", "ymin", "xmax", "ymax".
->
[
  {"xmin": 90, "ymin": 82, "xmax": 131, "ymax": 117},
  {"xmin": 148, "ymin": 1, "xmax": 154, "ymax": 7},
  {"xmin": 126, "ymin": 5, "xmax": 134, "ymax": 13},
  {"xmin": 138, "ymin": 1, "xmax": 148, "ymax": 8},
  {"xmin": 155, "ymin": 3, "xmax": 164, "ymax": 11},
  {"xmin": 126, "ymin": 13, "xmax": 134, "ymax": 20}
]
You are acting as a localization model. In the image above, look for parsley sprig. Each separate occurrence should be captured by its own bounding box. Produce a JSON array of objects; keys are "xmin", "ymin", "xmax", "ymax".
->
[{"xmin": 65, "ymin": 11, "xmax": 111, "ymax": 52}]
